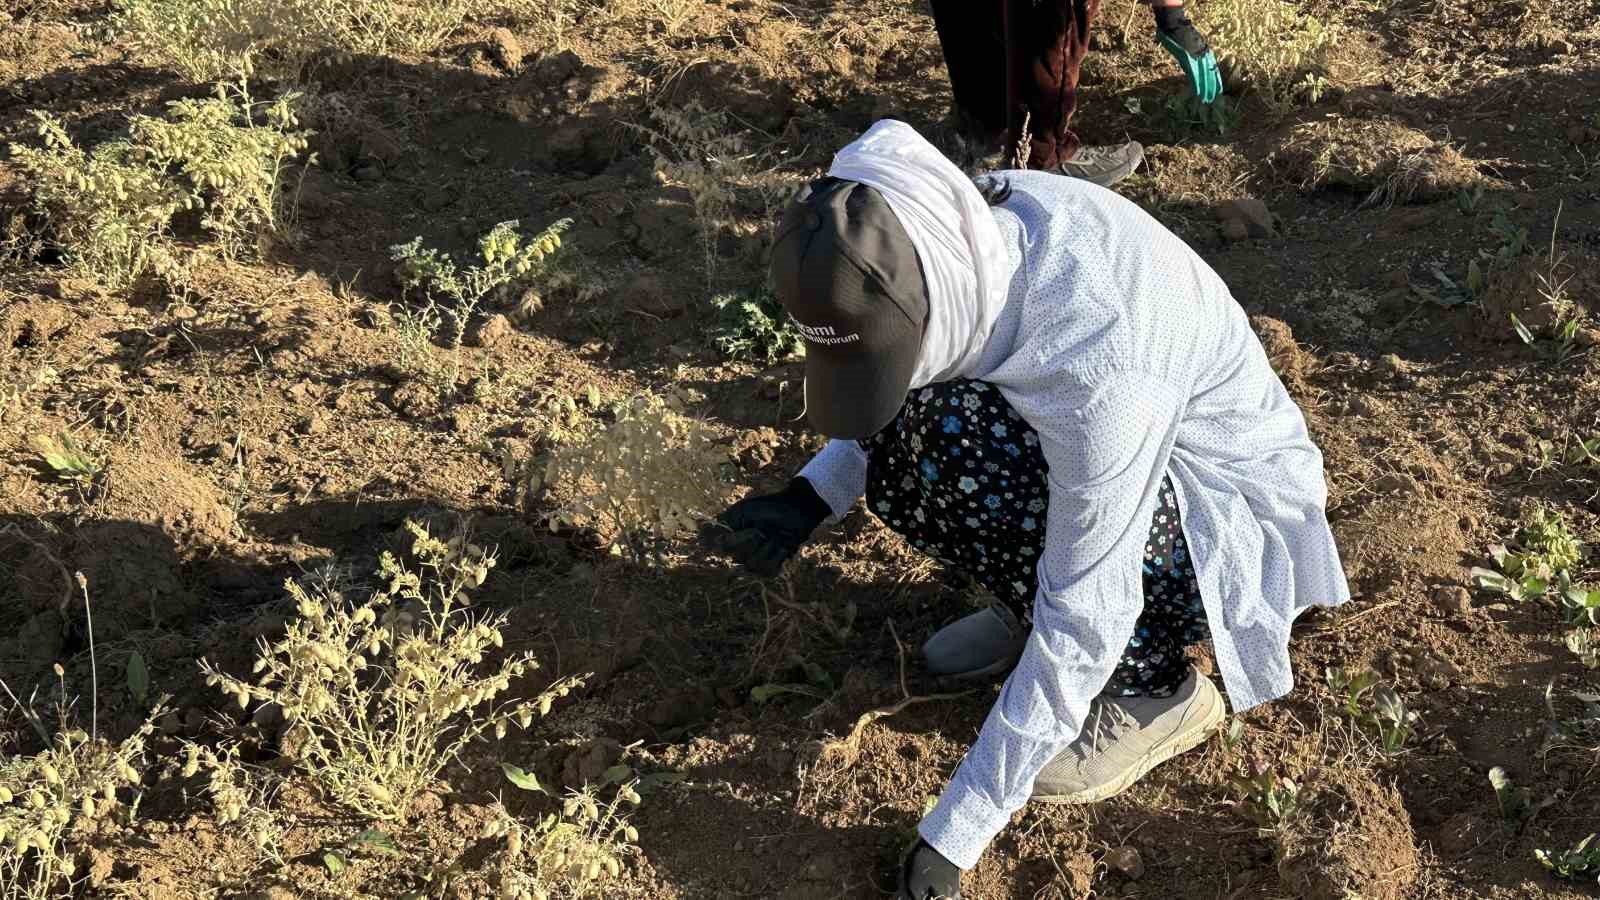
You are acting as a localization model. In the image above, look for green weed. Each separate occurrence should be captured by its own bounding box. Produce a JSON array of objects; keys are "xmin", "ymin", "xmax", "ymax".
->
[{"xmin": 709, "ymin": 287, "xmax": 804, "ymax": 365}]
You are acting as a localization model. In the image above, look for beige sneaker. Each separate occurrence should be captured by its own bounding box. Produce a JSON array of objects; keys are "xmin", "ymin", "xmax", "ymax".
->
[
  {"xmin": 1055, "ymin": 141, "xmax": 1145, "ymax": 188},
  {"xmin": 1032, "ymin": 667, "xmax": 1224, "ymax": 804}
]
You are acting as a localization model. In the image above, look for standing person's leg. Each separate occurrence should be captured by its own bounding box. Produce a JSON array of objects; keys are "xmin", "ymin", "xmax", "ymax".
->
[
  {"xmin": 1009, "ymin": 0, "xmax": 1144, "ymax": 186},
  {"xmin": 927, "ymin": 0, "xmax": 1008, "ymax": 141}
]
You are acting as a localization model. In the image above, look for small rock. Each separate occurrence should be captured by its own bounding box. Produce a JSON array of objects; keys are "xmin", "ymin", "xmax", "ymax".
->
[
  {"xmin": 1568, "ymin": 124, "xmax": 1597, "ymax": 145},
  {"xmin": 1379, "ymin": 353, "xmax": 1411, "ymax": 377},
  {"xmin": 169, "ymin": 304, "xmax": 198, "ymax": 320},
  {"xmin": 1106, "ymin": 845, "xmax": 1145, "ymax": 879},
  {"xmin": 1374, "ymin": 472, "xmax": 1417, "ymax": 494},
  {"xmin": 1217, "ymin": 198, "xmax": 1277, "ymax": 239},
  {"xmin": 486, "ymin": 27, "xmax": 523, "ymax": 72},
  {"xmin": 351, "ymin": 164, "xmax": 383, "ymax": 183},
  {"xmin": 1220, "ymin": 218, "xmax": 1250, "ymax": 242},
  {"xmin": 1431, "ymin": 586, "xmax": 1471, "ymax": 616},
  {"xmin": 409, "ymin": 790, "xmax": 445, "ymax": 818},
  {"xmin": 534, "ymin": 49, "xmax": 583, "ymax": 86},
  {"xmin": 296, "ymin": 411, "xmax": 329, "ymax": 435},
  {"xmin": 469, "ymin": 313, "xmax": 514, "ymax": 348}
]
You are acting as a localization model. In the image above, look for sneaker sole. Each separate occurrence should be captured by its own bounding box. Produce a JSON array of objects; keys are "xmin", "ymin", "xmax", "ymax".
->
[
  {"xmin": 928, "ymin": 649, "xmax": 1024, "ymax": 687},
  {"xmin": 1031, "ymin": 678, "xmax": 1225, "ymax": 806}
]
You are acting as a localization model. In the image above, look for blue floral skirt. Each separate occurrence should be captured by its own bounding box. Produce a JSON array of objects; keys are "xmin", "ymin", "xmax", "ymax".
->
[{"xmin": 862, "ymin": 379, "xmax": 1208, "ymax": 697}]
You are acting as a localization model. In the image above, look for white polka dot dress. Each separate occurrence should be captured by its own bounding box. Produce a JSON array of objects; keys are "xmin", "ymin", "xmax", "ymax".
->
[{"xmin": 798, "ymin": 171, "xmax": 1350, "ymax": 870}]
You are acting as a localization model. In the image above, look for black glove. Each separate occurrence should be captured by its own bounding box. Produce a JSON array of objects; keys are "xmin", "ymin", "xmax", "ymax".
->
[
  {"xmin": 702, "ymin": 478, "xmax": 831, "ymax": 576},
  {"xmin": 900, "ymin": 839, "xmax": 962, "ymax": 900}
]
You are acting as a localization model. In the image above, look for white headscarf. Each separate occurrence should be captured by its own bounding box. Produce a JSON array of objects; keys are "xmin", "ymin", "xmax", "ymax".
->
[{"xmin": 827, "ymin": 120, "xmax": 1010, "ymax": 388}]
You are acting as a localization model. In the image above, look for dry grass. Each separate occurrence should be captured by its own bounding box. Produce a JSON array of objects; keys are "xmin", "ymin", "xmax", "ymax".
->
[{"xmin": 1270, "ymin": 118, "xmax": 1485, "ymax": 206}]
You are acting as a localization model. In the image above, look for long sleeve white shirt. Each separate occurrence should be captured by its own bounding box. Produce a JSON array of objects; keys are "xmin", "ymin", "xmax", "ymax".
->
[{"xmin": 798, "ymin": 172, "xmax": 1349, "ymax": 869}]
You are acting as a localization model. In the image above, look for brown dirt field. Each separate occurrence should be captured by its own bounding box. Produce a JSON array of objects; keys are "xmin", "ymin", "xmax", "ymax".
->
[{"xmin": 3, "ymin": 0, "xmax": 1600, "ymax": 898}]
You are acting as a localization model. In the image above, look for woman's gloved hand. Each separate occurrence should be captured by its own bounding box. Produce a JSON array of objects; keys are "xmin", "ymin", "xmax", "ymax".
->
[
  {"xmin": 702, "ymin": 478, "xmax": 831, "ymax": 576},
  {"xmin": 1153, "ymin": 3, "xmax": 1223, "ymax": 103},
  {"xmin": 900, "ymin": 839, "xmax": 962, "ymax": 900}
]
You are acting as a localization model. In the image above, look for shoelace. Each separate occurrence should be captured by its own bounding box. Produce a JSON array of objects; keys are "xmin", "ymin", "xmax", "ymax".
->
[{"xmin": 1085, "ymin": 699, "xmax": 1137, "ymax": 758}]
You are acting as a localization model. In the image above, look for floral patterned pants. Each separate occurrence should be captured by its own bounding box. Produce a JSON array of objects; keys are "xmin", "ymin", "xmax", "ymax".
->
[{"xmin": 862, "ymin": 379, "xmax": 1209, "ymax": 697}]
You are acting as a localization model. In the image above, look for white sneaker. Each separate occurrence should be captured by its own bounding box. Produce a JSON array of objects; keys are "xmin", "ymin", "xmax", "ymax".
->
[
  {"xmin": 1032, "ymin": 667, "xmax": 1224, "ymax": 804},
  {"xmin": 921, "ymin": 604, "xmax": 1027, "ymax": 681}
]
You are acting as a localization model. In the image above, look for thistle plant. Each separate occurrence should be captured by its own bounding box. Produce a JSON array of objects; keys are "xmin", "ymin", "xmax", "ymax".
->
[
  {"xmin": 709, "ymin": 287, "xmax": 804, "ymax": 365},
  {"xmin": 1, "ymin": 713, "xmax": 163, "ymax": 900},
  {"xmin": 199, "ymin": 520, "xmax": 585, "ymax": 821}
]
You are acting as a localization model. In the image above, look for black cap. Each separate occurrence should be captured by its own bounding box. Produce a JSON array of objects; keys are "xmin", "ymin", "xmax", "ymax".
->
[{"xmin": 770, "ymin": 178, "xmax": 928, "ymax": 439}]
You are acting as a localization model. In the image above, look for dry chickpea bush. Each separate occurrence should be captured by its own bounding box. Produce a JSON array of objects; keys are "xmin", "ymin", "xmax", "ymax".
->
[
  {"xmin": 196, "ymin": 522, "xmax": 589, "ymax": 822},
  {"xmin": 7, "ymin": 82, "xmax": 312, "ymax": 288},
  {"xmin": 538, "ymin": 392, "xmax": 735, "ymax": 561},
  {"xmin": 179, "ymin": 521, "xmax": 642, "ymax": 898},
  {"xmin": 1, "ymin": 713, "xmax": 163, "ymax": 900}
]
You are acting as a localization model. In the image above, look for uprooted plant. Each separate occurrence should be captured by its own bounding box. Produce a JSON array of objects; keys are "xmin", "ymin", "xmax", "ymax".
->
[{"xmin": 199, "ymin": 520, "xmax": 586, "ymax": 821}]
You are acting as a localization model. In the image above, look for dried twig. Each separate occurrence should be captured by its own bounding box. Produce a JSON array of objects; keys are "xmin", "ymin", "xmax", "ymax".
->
[
  {"xmin": 1011, "ymin": 109, "xmax": 1033, "ymax": 170},
  {"xmin": 0, "ymin": 522, "xmax": 72, "ymax": 613}
]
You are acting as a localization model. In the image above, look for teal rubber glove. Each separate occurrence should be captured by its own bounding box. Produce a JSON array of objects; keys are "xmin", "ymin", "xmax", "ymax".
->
[{"xmin": 1157, "ymin": 22, "xmax": 1223, "ymax": 104}]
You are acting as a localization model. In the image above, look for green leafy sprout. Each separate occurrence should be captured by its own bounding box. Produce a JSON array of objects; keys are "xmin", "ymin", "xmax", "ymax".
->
[{"xmin": 709, "ymin": 287, "xmax": 804, "ymax": 365}]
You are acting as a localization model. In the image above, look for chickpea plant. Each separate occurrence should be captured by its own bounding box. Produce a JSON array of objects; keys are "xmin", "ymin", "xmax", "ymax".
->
[
  {"xmin": 129, "ymin": 81, "xmax": 314, "ymax": 257},
  {"xmin": 1, "ymin": 713, "xmax": 163, "ymax": 900},
  {"xmin": 542, "ymin": 392, "xmax": 732, "ymax": 560},
  {"xmin": 486, "ymin": 766, "xmax": 642, "ymax": 899},
  {"xmin": 1197, "ymin": 0, "xmax": 1333, "ymax": 112},
  {"xmin": 178, "ymin": 741, "xmax": 285, "ymax": 864},
  {"xmin": 199, "ymin": 520, "xmax": 585, "ymax": 821},
  {"xmin": 9, "ymin": 113, "xmax": 186, "ymax": 288},
  {"xmin": 391, "ymin": 218, "xmax": 571, "ymax": 350}
]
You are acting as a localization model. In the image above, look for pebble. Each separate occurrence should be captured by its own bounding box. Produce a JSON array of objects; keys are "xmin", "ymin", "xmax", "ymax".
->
[
  {"xmin": 1105, "ymin": 845, "xmax": 1145, "ymax": 880},
  {"xmin": 1430, "ymin": 586, "xmax": 1472, "ymax": 616}
]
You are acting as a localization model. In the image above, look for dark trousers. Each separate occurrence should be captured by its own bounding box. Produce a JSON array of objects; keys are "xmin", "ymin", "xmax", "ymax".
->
[
  {"xmin": 861, "ymin": 380, "xmax": 1208, "ymax": 697},
  {"xmin": 928, "ymin": 0, "xmax": 1097, "ymax": 169}
]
